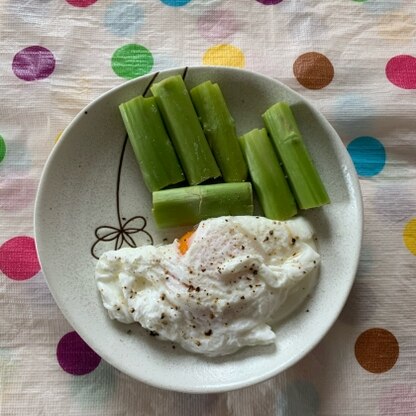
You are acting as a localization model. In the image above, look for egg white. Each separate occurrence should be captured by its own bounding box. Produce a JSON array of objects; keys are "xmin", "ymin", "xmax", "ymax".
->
[{"xmin": 95, "ymin": 216, "xmax": 320, "ymax": 356}]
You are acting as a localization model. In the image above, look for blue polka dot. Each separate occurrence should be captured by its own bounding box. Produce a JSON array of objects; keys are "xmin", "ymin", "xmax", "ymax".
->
[
  {"xmin": 347, "ymin": 136, "xmax": 386, "ymax": 177},
  {"xmin": 104, "ymin": 0, "xmax": 144, "ymax": 37},
  {"xmin": 331, "ymin": 93, "xmax": 374, "ymax": 138},
  {"xmin": 160, "ymin": 0, "xmax": 191, "ymax": 6},
  {"xmin": 277, "ymin": 380, "xmax": 320, "ymax": 416}
]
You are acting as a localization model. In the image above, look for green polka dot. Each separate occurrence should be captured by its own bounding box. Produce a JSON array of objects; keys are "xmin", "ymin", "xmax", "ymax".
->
[
  {"xmin": 0, "ymin": 135, "xmax": 6, "ymax": 163},
  {"xmin": 111, "ymin": 44, "xmax": 154, "ymax": 79}
]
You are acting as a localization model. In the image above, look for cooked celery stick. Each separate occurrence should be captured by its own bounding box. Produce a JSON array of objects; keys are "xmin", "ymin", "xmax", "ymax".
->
[
  {"xmin": 119, "ymin": 96, "xmax": 184, "ymax": 192},
  {"xmin": 190, "ymin": 81, "xmax": 248, "ymax": 182},
  {"xmin": 150, "ymin": 75, "xmax": 221, "ymax": 185},
  {"xmin": 152, "ymin": 183, "xmax": 253, "ymax": 228},
  {"xmin": 239, "ymin": 128, "xmax": 297, "ymax": 220},
  {"xmin": 262, "ymin": 102, "xmax": 330, "ymax": 209}
]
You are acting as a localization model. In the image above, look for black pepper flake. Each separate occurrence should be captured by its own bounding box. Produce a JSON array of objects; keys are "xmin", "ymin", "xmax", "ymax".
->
[
  {"xmin": 225, "ymin": 219, "xmax": 228, "ymax": 222},
  {"xmin": 303, "ymin": 271, "xmax": 306, "ymax": 274},
  {"xmin": 313, "ymin": 260, "xmax": 317, "ymax": 264},
  {"xmin": 188, "ymin": 285, "xmax": 195, "ymax": 292},
  {"xmin": 196, "ymin": 286, "xmax": 201, "ymax": 292},
  {"xmin": 192, "ymin": 325, "xmax": 196, "ymax": 328},
  {"xmin": 306, "ymin": 309, "xmax": 310, "ymax": 313},
  {"xmin": 172, "ymin": 345, "xmax": 176, "ymax": 349},
  {"xmin": 149, "ymin": 330, "xmax": 159, "ymax": 337},
  {"xmin": 253, "ymin": 237, "xmax": 257, "ymax": 241},
  {"xmin": 240, "ymin": 296, "xmax": 245, "ymax": 300},
  {"xmin": 249, "ymin": 285, "xmax": 253, "ymax": 288},
  {"xmin": 160, "ymin": 294, "xmax": 166, "ymax": 301},
  {"xmin": 204, "ymin": 329, "xmax": 213, "ymax": 336},
  {"xmin": 201, "ymin": 268, "xmax": 206, "ymax": 272},
  {"xmin": 291, "ymin": 238, "xmax": 296, "ymax": 245},
  {"xmin": 195, "ymin": 340, "xmax": 201, "ymax": 346},
  {"xmin": 241, "ymin": 245, "xmax": 245, "ymax": 250},
  {"xmin": 163, "ymin": 238, "xmax": 168, "ymax": 242},
  {"xmin": 210, "ymin": 312, "xmax": 215, "ymax": 319},
  {"xmin": 130, "ymin": 308, "xmax": 135, "ymax": 313},
  {"xmin": 269, "ymin": 230, "xmax": 274, "ymax": 236},
  {"xmin": 263, "ymin": 236, "xmax": 269, "ymax": 242},
  {"xmin": 253, "ymin": 270, "xmax": 258, "ymax": 275},
  {"xmin": 116, "ymin": 307, "xmax": 121, "ymax": 311}
]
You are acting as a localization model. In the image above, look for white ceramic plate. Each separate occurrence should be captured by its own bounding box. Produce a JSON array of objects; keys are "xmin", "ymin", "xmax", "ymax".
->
[{"xmin": 35, "ymin": 66, "xmax": 363, "ymax": 393}]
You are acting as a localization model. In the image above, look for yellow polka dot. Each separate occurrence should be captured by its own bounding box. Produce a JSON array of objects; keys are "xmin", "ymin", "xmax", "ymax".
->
[
  {"xmin": 202, "ymin": 44, "xmax": 245, "ymax": 68},
  {"xmin": 377, "ymin": 12, "xmax": 415, "ymax": 41},
  {"xmin": 403, "ymin": 218, "xmax": 416, "ymax": 255},
  {"xmin": 54, "ymin": 131, "xmax": 63, "ymax": 144}
]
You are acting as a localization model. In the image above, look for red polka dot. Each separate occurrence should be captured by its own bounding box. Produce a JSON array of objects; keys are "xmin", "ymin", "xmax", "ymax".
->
[
  {"xmin": 0, "ymin": 236, "xmax": 40, "ymax": 281},
  {"xmin": 57, "ymin": 332, "xmax": 101, "ymax": 375},
  {"xmin": 66, "ymin": 0, "xmax": 98, "ymax": 7},
  {"xmin": 385, "ymin": 55, "xmax": 416, "ymax": 89}
]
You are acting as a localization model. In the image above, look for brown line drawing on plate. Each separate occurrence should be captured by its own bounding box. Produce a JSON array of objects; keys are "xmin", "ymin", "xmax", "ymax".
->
[{"xmin": 91, "ymin": 67, "xmax": 189, "ymax": 259}]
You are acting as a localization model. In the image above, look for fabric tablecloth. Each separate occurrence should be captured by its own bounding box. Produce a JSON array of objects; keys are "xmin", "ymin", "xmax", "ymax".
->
[{"xmin": 1, "ymin": 0, "xmax": 415, "ymax": 415}]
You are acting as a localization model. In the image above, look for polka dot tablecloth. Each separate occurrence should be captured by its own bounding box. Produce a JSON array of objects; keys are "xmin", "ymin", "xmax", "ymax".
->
[{"xmin": 0, "ymin": 0, "xmax": 415, "ymax": 414}]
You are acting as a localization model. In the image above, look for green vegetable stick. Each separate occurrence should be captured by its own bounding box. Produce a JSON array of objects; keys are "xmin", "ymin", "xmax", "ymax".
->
[
  {"xmin": 190, "ymin": 81, "xmax": 248, "ymax": 182},
  {"xmin": 152, "ymin": 182, "xmax": 253, "ymax": 228},
  {"xmin": 239, "ymin": 128, "xmax": 297, "ymax": 220},
  {"xmin": 262, "ymin": 102, "xmax": 330, "ymax": 209},
  {"xmin": 119, "ymin": 96, "xmax": 184, "ymax": 192},
  {"xmin": 150, "ymin": 75, "xmax": 221, "ymax": 185}
]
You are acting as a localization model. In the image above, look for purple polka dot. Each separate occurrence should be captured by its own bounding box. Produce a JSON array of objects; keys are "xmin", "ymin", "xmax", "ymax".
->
[
  {"xmin": 12, "ymin": 46, "xmax": 55, "ymax": 81},
  {"xmin": 57, "ymin": 331, "xmax": 101, "ymax": 375},
  {"xmin": 256, "ymin": 0, "xmax": 284, "ymax": 5},
  {"xmin": 198, "ymin": 9, "xmax": 238, "ymax": 41}
]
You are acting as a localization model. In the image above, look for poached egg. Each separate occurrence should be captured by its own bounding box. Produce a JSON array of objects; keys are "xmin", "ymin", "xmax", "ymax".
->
[{"xmin": 95, "ymin": 216, "xmax": 320, "ymax": 356}]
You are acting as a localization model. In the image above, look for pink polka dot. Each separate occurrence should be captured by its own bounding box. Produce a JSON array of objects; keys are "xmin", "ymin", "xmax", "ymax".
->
[
  {"xmin": 385, "ymin": 55, "xmax": 416, "ymax": 89},
  {"xmin": 198, "ymin": 9, "xmax": 239, "ymax": 42},
  {"xmin": 66, "ymin": 0, "xmax": 98, "ymax": 7},
  {"xmin": 12, "ymin": 46, "xmax": 55, "ymax": 82},
  {"xmin": 0, "ymin": 236, "xmax": 40, "ymax": 281},
  {"xmin": 57, "ymin": 332, "xmax": 101, "ymax": 375},
  {"xmin": 379, "ymin": 384, "xmax": 416, "ymax": 415},
  {"xmin": 0, "ymin": 176, "xmax": 37, "ymax": 211}
]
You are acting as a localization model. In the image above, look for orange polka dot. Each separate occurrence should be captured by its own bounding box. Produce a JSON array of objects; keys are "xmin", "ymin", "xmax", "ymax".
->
[
  {"xmin": 293, "ymin": 52, "xmax": 334, "ymax": 90},
  {"xmin": 355, "ymin": 328, "xmax": 399, "ymax": 373}
]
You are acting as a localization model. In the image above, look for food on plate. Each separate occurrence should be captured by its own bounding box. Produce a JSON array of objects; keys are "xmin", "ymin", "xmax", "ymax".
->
[
  {"xmin": 262, "ymin": 102, "xmax": 330, "ymax": 209},
  {"xmin": 152, "ymin": 182, "xmax": 253, "ymax": 228},
  {"xmin": 190, "ymin": 80, "xmax": 248, "ymax": 183},
  {"xmin": 119, "ymin": 96, "xmax": 184, "ymax": 192},
  {"xmin": 150, "ymin": 75, "xmax": 221, "ymax": 185},
  {"xmin": 95, "ymin": 216, "xmax": 320, "ymax": 356},
  {"xmin": 239, "ymin": 128, "xmax": 297, "ymax": 220},
  {"xmin": 118, "ymin": 75, "xmax": 330, "ymax": 227}
]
